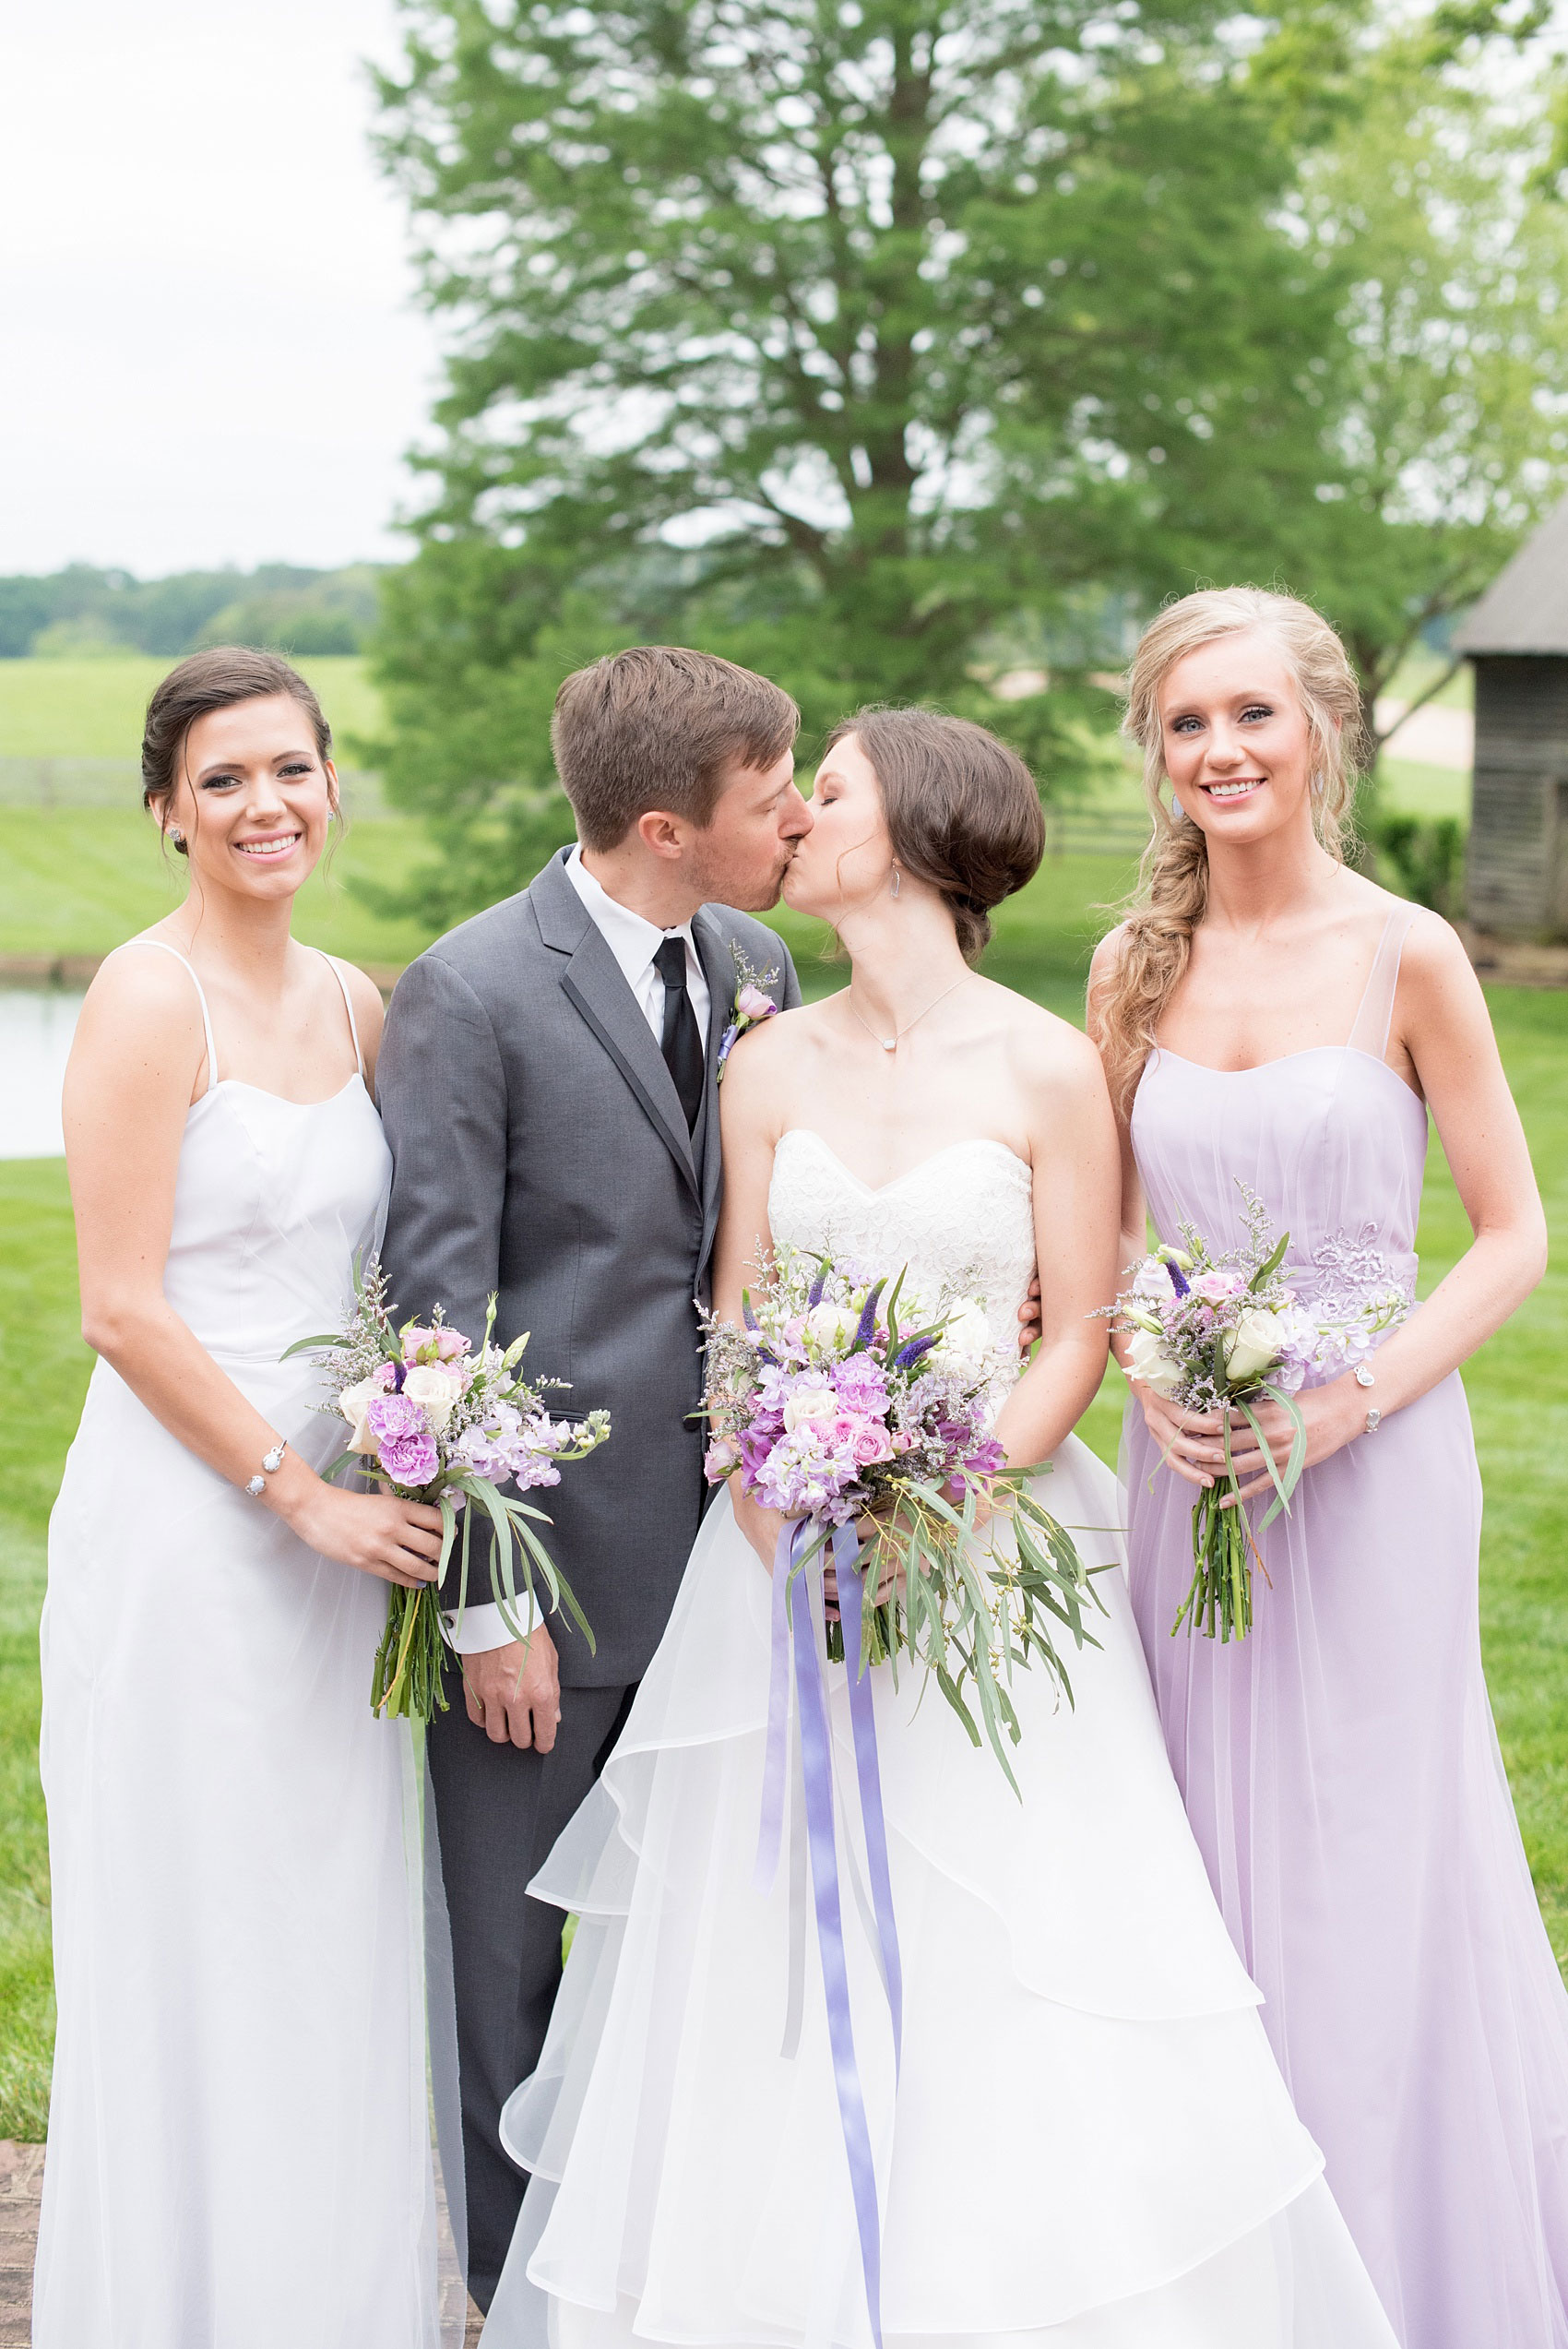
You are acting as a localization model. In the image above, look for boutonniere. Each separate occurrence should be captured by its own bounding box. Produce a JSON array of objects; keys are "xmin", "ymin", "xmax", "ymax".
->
[{"xmin": 717, "ymin": 946, "xmax": 781, "ymax": 1079}]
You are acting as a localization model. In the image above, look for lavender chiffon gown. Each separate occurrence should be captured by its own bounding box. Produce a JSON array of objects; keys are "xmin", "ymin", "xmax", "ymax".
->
[{"xmin": 1125, "ymin": 906, "xmax": 1568, "ymax": 2349}]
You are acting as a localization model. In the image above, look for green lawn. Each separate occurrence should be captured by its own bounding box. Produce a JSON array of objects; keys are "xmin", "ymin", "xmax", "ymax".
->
[
  {"xmin": 0, "ymin": 655, "xmax": 384, "ymax": 761},
  {"xmin": 1, "ymin": 822, "xmax": 1562, "ymax": 2139}
]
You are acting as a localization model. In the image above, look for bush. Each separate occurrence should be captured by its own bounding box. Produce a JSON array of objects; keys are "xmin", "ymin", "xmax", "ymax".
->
[{"xmin": 1373, "ymin": 813, "xmax": 1467, "ymax": 920}]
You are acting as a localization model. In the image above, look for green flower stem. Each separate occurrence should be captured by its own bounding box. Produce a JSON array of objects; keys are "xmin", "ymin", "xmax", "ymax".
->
[{"xmin": 1171, "ymin": 1477, "xmax": 1255, "ymax": 1643}]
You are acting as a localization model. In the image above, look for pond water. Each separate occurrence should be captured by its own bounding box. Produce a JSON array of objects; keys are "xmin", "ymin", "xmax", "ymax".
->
[{"xmin": 0, "ymin": 989, "xmax": 84, "ymax": 1158}]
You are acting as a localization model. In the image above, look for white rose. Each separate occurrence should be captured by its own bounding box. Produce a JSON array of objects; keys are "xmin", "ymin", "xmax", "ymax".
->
[
  {"xmin": 339, "ymin": 1375, "xmax": 386, "ymax": 1455},
  {"xmin": 1224, "ymin": 1306, "xmax": 1284, "ymax": 1385},
  {"xmin": 804, "ymin": 1302, "xmax": 859, "ymax": 1353},
  {"xmin": 401, "ymin": 1364, "xmax": 462, "ymax": 1434},
  {"xmin": 932, "ymin": 1299, "xmax": 993, "ymax": 1375},
  {"xmin": 782, "ymin": 1385, "xmax": 839, "ymax": 1434},
  {"xmin": 1126, "ymin": 1325, "xmax": 1183, "ymax": 1399}
]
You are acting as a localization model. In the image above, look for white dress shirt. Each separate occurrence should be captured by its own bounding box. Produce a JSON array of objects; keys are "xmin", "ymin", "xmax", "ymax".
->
[
  {"xmin": 445, "ymin": 845, "xmax": 712, "ymax": 1656},
  {"xmin": 564, "ymin": 844, "xmax": 711, "ymax": 1043}
]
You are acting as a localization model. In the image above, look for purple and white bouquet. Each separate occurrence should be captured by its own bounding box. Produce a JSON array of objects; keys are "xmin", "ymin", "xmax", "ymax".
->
[
  {"xmin": 287, "ymin": 1258, "xmax": 610, "ymax": 1722},
  {"xmin": 701, "ymin": 1245, "xmax": 1099, "ymax": 1785},
  {"xmin": 1111, "ymin": 1186, "xmax": 1407, "ymax": 1642}
]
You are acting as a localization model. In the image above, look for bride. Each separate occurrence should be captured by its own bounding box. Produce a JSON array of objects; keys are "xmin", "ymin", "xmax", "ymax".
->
[{"xmin": 483, "ymin": 708, "xmax": 1397, "ymax": 2346}]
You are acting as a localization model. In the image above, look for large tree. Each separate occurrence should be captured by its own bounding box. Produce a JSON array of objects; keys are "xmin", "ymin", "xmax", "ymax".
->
[{"xmin": 370, "ymin": 0, "xmax": 1354, "ymax": 919}]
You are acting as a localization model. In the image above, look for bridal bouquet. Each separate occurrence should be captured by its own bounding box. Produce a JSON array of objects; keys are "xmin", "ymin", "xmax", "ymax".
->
[
  {"xmin": 1111, "ymin": 1188, "xmax": 1407, "ymax": 1642},
  {"xmin": 287, "ymin": 1259, "xmax": 610, "ymax": 1722},
  {"xmin": 701, "ymin": 1245, "xmax": 1099, "ymax": 1786}
]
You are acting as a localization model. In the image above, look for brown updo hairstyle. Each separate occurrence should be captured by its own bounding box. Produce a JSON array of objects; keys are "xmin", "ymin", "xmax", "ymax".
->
[
  {"xmin": 141, "ymin": 646, "xmax": 335, "ymax": 856},
  {"xmin": 824, "ymin": 707, "xmax": 1045, "ymax": 961}
]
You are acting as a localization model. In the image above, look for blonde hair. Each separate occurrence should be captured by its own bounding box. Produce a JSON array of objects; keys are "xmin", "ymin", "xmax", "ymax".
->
[{"xmin": 1097, "ymin": 587, "xmax": 1365, "ymax": 1115}]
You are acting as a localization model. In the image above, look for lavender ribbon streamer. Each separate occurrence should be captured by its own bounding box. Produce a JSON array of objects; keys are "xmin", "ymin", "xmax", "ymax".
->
[
  {"xmin": 790, "ymin": 1555, "xmax": 886, "ymax": 2349},
  {"xmin": 835, "ymin": 1523, "xmax": 904, "ymax": 2076},
  {"xmin": 748, "ymin": 1518, "xmax": 904, "ymax": 2345}
]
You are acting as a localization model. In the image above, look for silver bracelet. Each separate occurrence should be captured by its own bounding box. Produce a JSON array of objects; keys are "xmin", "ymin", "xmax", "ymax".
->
[
  {"xmin": 1354, "ymin": 1362, "xmax": 1381, "ymax": 1434},
  {"xmin": 244, "ymin": 1438, "xmax": 288, "ymax": 1498}
]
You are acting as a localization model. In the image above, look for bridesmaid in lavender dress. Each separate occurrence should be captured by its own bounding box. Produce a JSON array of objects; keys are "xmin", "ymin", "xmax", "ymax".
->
[{"xmin": 1089, "ymin": 587, "xmax": 1568, "ymax": 2349}]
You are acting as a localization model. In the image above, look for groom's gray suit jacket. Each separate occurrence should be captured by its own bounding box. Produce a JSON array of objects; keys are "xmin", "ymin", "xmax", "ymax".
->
[{"xmin": 375, "ymin": 847, "xmax": 802, "ymax": 1688}]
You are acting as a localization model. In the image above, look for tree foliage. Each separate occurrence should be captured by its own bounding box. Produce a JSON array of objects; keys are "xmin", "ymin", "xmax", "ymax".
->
[
  {"xmin": 370, "ymin": 0, "xmax": 1568, "ymax": 918},
  {"xmin": 1267, "ymin": 15, "xmax": 1568, "ymax": 745},
  {"xmin": 0, "ymin": 563, "xmax": 383, "ymax": 661},
  {"xmin": 371, "ymin": 0, "xmax": 1362, "ymax": 915}
]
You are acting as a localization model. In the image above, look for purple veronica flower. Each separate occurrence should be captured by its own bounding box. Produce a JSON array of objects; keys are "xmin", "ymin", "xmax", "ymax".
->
[{"xmin": 852, "ymin": 1280, "xmax": 885, "ymax": 1353}]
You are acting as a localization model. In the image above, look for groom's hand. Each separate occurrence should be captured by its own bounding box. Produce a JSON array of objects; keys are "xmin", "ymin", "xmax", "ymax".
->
[
  {"xmin": 461, "ymin": 1624, "xmax": 561, "ymax": 1752},
  {"xmin": 1018, "ymin": 1274, "xmax": 1042, "ymax": 1354}
]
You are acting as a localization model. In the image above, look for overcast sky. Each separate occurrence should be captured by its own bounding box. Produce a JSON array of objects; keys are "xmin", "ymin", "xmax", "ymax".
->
[{"xmin": 2, "ymin": 0, "xmax": 444, "ymax": 578}]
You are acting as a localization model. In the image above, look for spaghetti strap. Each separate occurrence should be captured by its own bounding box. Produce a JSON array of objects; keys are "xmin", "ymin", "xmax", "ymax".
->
[
  {"xmin": 1347, "ymin": 904, "xmax": 1417, "ymax": 1064},
  {"xmin": 115, "ymin": 938, "xmax": 220, "ymax": 1093},
  {"xmin": 317, "ymin": 952, "xmax": 364, "ymax": 1077}
]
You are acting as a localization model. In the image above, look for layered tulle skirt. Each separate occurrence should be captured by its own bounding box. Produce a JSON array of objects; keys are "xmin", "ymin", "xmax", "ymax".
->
[{"xmin": 484, "ymin": 1437, "xmax": 1396, "ymax": 2347}]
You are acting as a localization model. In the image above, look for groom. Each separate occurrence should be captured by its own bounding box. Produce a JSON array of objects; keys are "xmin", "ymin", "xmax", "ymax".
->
[{"xmin": 376, "ymin": 646, "xmax": 809, "ymax": 2307}]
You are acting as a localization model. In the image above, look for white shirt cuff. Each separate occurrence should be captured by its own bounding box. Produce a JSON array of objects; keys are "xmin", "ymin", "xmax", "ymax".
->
[{"xmin": 440, "ymin": 1600, "xmax": 529, "ymax": 1655}]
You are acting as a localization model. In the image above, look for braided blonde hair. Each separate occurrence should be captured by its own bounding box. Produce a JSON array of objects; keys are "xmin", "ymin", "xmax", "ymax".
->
[{"xmin": 1097, "ymin": 588, "xmax": 1365, "ymax": 1115}]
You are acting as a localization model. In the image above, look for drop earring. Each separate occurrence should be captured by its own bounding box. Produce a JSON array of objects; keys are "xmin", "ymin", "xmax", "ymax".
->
[
  {"xmin": 891, "ymin": 864, "xmax": 901, "ymax": 900},
  {"xmin": 1170, "ymin": 800, "xmax": 1185, "ymax": 823}
]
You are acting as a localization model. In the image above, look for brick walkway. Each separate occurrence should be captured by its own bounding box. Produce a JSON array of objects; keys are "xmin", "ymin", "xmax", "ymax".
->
[
  {"xmin": 0, "ymin": 2140, "xmax": 484, "ymax": 2343},
  {"xmin": 0, "ymin": 2144, "xmax": 42, "ymax": 2349}
]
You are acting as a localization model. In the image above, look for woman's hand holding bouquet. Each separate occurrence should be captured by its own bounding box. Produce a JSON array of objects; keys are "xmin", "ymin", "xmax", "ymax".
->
[
  {"xmin": 1111, "ymin": 1186, "xmax": 1407, "ymax": 1641},
  {"xmin": 704, "ymin": 1246, "xmax": 1098, "ymax": 1789},
  {"xmin": 287, "ymin": 1258, "xmax": 610, "ymax": 1722}
]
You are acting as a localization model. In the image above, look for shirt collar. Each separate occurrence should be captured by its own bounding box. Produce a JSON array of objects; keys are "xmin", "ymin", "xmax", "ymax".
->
[{"xmin": 564, "ymin": 844, "xmax": 695, "ymax": 992}]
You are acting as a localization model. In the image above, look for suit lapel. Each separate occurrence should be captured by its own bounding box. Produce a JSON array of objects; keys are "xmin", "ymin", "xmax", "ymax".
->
[
  {"xmin": 693, "ymin": 911, "xmax": 733, "ymax": 1260},
  {"xmin": 532, "ymin": 853, "xmax": 699, "ymax": 1198}
]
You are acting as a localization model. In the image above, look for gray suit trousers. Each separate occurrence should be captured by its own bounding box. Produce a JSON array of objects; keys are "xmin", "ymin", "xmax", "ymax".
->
[{"xmin": 430, "ymin": 1661, "xmax": 636, "ymax": 2309}]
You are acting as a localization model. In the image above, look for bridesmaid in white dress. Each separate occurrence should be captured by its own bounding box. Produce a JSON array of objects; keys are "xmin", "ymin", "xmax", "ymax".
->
[{"xmin": 34, "ymin": 650, "xmax": 448, "ymax": 2347}]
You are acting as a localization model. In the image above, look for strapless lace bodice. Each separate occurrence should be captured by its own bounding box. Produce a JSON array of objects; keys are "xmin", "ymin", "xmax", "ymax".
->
[{"xmin": 767, "ymin": 1128, "xmax": 1036, "ymax": 1383}]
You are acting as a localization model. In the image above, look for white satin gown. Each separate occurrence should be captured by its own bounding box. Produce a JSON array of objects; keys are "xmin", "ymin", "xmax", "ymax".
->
[
  {"xmin": 33, "ymin": 942, "xmax": 442, "ymax": 2348},
  {"xmin": 484, "ymin": 1128, "xmax": 1399, "ymax": 2348}
]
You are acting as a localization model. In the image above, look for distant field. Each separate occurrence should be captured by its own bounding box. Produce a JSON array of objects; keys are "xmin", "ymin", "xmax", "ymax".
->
[
  {"xmin": 0, "ymin": 807, "xmax": 434, "ymax": 970},
  {"xmin": 1378, "ymin": 757, "xmax": 1469, "ymax": 824},
  {"xmin": 0, "ymin": 656, "xmax": 384, "ymax": 762},
  {"xmin": 1384, "ymin": 646, "xmax": 1473, "ymax": 710},
  {"xmin": 0, "ymin": 650, "xmax": 1472, "ymax": 975}
]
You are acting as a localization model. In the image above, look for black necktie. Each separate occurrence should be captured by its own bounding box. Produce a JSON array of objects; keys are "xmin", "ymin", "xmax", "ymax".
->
[{"xmin": 654, "ymin": 935, "xmax": 704, "ymax": 1132}]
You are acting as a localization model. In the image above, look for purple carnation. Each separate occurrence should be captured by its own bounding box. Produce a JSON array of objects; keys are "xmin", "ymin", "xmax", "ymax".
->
[
  {"xmin": 365, "ymin": 1393, "xmax": 440, "ymax": 1487},
  {"xmin": 832, "ymin": 1353, "xmax": 887, "ymax": 1409}
]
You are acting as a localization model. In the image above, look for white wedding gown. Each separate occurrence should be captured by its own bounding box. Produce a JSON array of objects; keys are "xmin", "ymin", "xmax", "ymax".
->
[
  {"xmin": 484, "ymin": 1129, "xmax": 1398, "ymax": 2348},
  {"xmin": 33, "ymin": 944, "xmax": 442, "ymax": 2348}
]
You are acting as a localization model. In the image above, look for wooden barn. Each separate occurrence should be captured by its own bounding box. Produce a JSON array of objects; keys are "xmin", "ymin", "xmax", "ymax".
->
[{"xmin": 1455, "ymin": 496, "xmax": 1568, "ymax": 941}]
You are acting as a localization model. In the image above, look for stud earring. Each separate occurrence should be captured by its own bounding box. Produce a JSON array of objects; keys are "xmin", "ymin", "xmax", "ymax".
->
[
  {"xmin": 170, "ymin": 827, "xmax": 184, "ymax": 846},
  {"xmin": 891, "ymin": 864, "xmax": 901, "ymax": 900}
]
